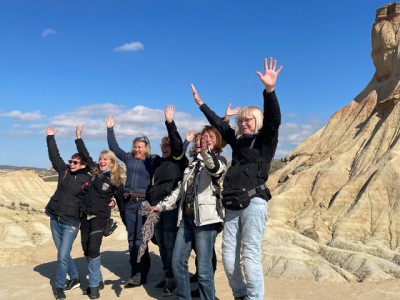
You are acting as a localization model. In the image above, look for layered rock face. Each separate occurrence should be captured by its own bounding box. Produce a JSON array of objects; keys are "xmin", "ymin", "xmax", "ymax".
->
[{"xmin": 265, "ymin": 3, "xmax": 400, "ymax": 282}]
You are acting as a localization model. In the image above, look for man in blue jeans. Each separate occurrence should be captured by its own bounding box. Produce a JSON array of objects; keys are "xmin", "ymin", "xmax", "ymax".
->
[{"xmin": 45, "ymin": 127, "xmax": 91, "ymax": 300}]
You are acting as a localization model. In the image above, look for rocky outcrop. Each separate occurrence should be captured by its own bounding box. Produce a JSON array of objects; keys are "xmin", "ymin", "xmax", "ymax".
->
[
  {"xmin": 0, "ymin": 170, "xmax": 126, "ymax": 266},
  {"xmin": 266, "ymin": 3, "xmax": 400, "ymax": 282}
]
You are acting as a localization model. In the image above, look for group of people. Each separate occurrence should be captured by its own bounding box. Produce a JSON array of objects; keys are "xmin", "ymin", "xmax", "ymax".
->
[{"xmin": 45, "ymin": 57, "xmax": 282, "ymax": 300}]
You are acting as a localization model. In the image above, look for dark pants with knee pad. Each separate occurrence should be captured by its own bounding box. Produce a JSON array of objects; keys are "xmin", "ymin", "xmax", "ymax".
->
[
  {"xmin": 81, "ymin": 216, "xmax": 108, "ymax": 287},
  {"xmin": 80, "ymin": 216, "xmax": 107, "ymax": 258}
]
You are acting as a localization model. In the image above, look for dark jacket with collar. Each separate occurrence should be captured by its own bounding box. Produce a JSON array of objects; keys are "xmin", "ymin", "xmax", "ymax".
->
[
  {"xmin": 45, "ymin": 135, "xmax": 91, "ymax": 227},
  {"xmin": 146, "ymin": 120, "xmax": 189, "ymax": 206},
  {"xmin": 200, "ymin": 89, "xmax": 281, "ymax": 200},
  {"xmin": 75, "ymin": 138, "xmax": 118, "ymax": 219}
]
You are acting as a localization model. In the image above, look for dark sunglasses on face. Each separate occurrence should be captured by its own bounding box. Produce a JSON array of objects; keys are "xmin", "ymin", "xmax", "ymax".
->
[{"xmin": 68, "ymin": 160, "xmax": 81, "ymax": 165}]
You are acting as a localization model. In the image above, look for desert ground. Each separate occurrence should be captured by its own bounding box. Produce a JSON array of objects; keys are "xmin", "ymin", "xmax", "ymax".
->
[
  {"xmin": 1, "ymin": 233, "xmax": 400, "ymax": 300},
  {"xmin": 1, "ymin": 169, "xmax": 400, "ymax": 299}
]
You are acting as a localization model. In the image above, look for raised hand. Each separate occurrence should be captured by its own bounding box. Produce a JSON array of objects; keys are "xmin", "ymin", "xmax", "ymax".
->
[
  {"xmin": 164, "ymin": 105, "xmax": 176, "ymax": 123},
  {"xmin": 256, "ymin": 57, "xmax": 283, "ymax": 93},
  {"xmin": 190, "ymin": 84, "xmax": 204, "ymax": 106},
  {"xmin": 106, "ymin": 115, "xmax": 115, "ymax": 128},
  {"xmin": 186, "ymin": 131, "xmax": 196, "ymax": 143},
  {"xmin": 75, "ymin": 124, "xmax": 84, "ymax": 139},
  {"xmin": 201, "ymin": 135, "xmax": 208, "ymax": 153},
  {"xmin": 46, "ymin": 127, "xmax": 57, "ymax": 136},
  {"xmin": 224, "ymin": 103, "xmax": 241, "ymax": 121}
]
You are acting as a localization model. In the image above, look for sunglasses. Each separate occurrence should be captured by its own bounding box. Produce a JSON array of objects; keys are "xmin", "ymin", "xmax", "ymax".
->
[
  {"xmin": 68, "ymin": 160, "xmax": 81, "ymax": 165},
  {"xmin": 134, "ymin": 136, "xmax": 149, "ymax": 145}
]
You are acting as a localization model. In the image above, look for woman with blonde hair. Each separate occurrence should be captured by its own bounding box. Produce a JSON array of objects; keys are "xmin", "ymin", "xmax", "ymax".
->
[
  {"xmin": 192, "ymin": 57, "xmax": 282, "ymax": 300},
  {"xmin": 106, "ymin": 116, "xmax": 161, "ymax": 287},
  {"xmin": 75, "ymin": 125, "xmax": 123, "ymax": 299}
]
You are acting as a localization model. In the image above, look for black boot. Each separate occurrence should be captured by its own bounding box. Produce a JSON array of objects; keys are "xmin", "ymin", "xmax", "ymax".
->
[
  {"xmin": 82, "ymin": 281, "xmax": 104, "ymax": 295},
  {"xmin": 88, "ymin": 286, "xmax": 100, "ymax": 299}
]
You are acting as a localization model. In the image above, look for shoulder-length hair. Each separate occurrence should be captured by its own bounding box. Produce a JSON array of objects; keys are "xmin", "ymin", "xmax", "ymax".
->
[
  {"xmin": 93, "ymin": 150, "xmax": 123, "ymax": 187},
  {"xmin": 132, "ymin": 134, "xmax": 151, "ymax": 158},
  {"xmin": 235, "ymin": 106, "xmax": 264, "ymax": 138},
  {"xmin": 189, "ymin": 133, "xmax": 202, "ymax": 158},
  {"xmin": 201, "ymin": 125, "xmax": 223, "ymax": 155}
]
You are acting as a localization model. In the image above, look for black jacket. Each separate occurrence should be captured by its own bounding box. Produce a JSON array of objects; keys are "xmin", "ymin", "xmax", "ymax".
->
[
  {"xmin": 200, "ymin": 89, "xmax": 281, "ymax": 200},
  {"xmin": 45, "ymin": 135, "xmax": 91, "ymax": 226},
  {"xmin": 146, "ymin": 120, "xmax": 189, "ymax": 206},
  {"xmin": 75, "ymin": 138, "xmax": 117, "ymax": 219}
]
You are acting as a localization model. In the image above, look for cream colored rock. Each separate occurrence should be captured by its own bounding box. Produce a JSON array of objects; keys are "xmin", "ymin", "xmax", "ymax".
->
[{"xmin": 267, "ymin": 3, "xmax": 400, "ymax": 282}]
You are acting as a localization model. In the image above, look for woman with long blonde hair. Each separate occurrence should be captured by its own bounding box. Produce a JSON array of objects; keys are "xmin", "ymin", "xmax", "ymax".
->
[{"xmin": 75, "ymin": 125, "xmax": 123, "ymax": 299}]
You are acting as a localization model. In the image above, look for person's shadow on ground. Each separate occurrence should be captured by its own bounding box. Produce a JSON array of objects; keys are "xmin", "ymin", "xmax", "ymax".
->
[{"xmin": 33, "ymin": 249, "xmax": 164, "ymax": 299}]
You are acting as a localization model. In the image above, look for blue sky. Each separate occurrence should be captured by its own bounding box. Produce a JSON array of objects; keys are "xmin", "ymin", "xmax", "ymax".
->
[{"xmin": 0, "ymin": 0, "xmax": 387, "ymax": 168}]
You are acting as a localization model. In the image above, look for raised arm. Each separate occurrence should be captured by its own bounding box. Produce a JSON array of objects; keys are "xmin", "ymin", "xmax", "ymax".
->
[
  {"xmin": 46, "ymin": 127, "xmax": 67, "ymax": 174},
  {"xmin": 183, "ymin": 131, "xmax": 196, "ymax": 153},
  {"xmin": 164, "ymin": 105, "xmax": 185, "ymax": 160},
  {"xmin": 74, "ymin": 124, "xmax": 96, "ymax": 169},
  {"xmin": 256, "ymin": 57, "xmax": 283, "ymax": 93},
  {"xmin": 257, "ymin": 57, "xmax": 282, "ymax": 138},
  {"xmin": 106, "ymin": 115, "xmax": 128, "ymax": 163},
  {"xmin": 191, "ymin": 84, "xmax": 236, "ymax": 145},
  {"xmin": 223, "ymin": 103, "xmax": 241, "ymax": 123}
]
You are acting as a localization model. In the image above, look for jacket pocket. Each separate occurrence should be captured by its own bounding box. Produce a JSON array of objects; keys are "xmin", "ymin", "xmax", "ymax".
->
[{"xmin": 197, "ymin": 196, "xmax": 219, "ymax": 224}]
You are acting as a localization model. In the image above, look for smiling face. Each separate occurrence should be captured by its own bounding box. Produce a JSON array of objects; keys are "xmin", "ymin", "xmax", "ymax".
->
[
  {"xmin": 98, "ymin": 154, "xmax": 114, "ymax": 172},
  {"xmin": 238, "ymin": 112, "xmax": 256, "ymax": 135},
  {"xmin": 68, "ymin": 157, "xmax": 86, "ymax": 172},
  {"xmin": 160, "ymin": 137, "xmax": 171, "ymax": 158},
  {"xmin": 133, "ymin": 141, "xmax": 147, "ymax": 160},
  {"xmin": 194, "ymin": 133, "xmax": 202, "ymax": 153}
]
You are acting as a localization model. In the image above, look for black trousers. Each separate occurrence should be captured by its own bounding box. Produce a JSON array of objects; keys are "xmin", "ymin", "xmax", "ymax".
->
[{"xmin": 80, "ymin": 216, "xmax": 107, "ymax": 258}]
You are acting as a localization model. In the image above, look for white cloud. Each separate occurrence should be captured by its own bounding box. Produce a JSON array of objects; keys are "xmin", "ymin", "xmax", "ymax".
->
[
  {"xmin": 42, "ymin": 28, "xmax": 58, "ymax": 38},
  {"xmin": 43, "ymin": 103, "xmax": 205, "ymax": 143},
  {"xmin": 0, "ymin": 103, "xmax": 326, "ymax": 161},
  {"xmin": 1, "ymin": 110, "xmax": 43, "ymax": 121},
  {"xmin": 114, "ymin": 42, "xmax": 144, "ymax": 53},
  {"xmin": 274, "ymin": 115, "xmax": 325, "ymax": 158}
]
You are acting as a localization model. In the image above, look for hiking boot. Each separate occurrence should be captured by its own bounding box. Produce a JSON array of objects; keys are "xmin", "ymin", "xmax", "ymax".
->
[
  {"xmin": 55, "ymin": 288, "xmax": 66, "ymax": 300},
  {"xmin": 154, "ymin": 278, "xmax": 165, "ymax": 289},
  {"xmin": 127, "ymin": 273, "xmax": 141, "ymax": 286},
  {"xmin": 64, "ymin": 278, "xmax": 80, "ymax": 292},
  {"xmin": 162, "ymin": 278, "xmax": 176, "ymax": 297},
  {"xmin": 82, "ymin": 281, "xmax": 104, "ymax": 295},
  {"xmin": 88, "ymin": 287, "xmax": 100, "ymax": 299}
]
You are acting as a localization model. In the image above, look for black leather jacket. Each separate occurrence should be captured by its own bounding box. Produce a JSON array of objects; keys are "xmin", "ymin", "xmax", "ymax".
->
[
  {"xmin": 199, "ymin": 89, "xmax": 281, "ymax": 200},
  {"xmin": 45, "ymin": 135, "xmax": 91, "ymax": 226},
  {"xmin": 146, "ymin": 120, "xmax": 188, "ymax": 206},
  {"xmin": 75, "ymin": 138, "xmax": 117, "ymax": 219}
]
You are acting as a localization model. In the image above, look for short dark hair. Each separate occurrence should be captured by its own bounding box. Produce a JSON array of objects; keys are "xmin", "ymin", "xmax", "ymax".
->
[{"xmin": 71, "ymin": 152, "xmax": 88, "ymax": 165}]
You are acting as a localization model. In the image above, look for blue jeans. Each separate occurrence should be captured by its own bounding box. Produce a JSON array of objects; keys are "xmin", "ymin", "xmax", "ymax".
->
[
  {"xmin": 125, "ymin": 201, "xmax": 150, "ymax": 278},
  {"xmin": 155, "ymin": 208, "xmax": 178, "ymax": 279},
  {"xmin": 50, "ymin": 218, "xmax": 80, "ymax": 288},
  {"xmin": 172, "ymin": 213, "xmax": 217, "ymax": 300},
  {"xmin": 88, "ymin": 256, "xmax": 102, "ymax": 287},
  {"xmin": 222, "ymin": 197, "xmax": 268, "ymax": 300}
]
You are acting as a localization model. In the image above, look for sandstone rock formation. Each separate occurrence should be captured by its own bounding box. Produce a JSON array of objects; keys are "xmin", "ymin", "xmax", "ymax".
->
[
  {"xmin": 266, "ymin": 2, "xmax": 400, "ymax": 282},
  {"xmin": 0, "ymin": 170, "xmax": 126, "ymax": 267}
]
